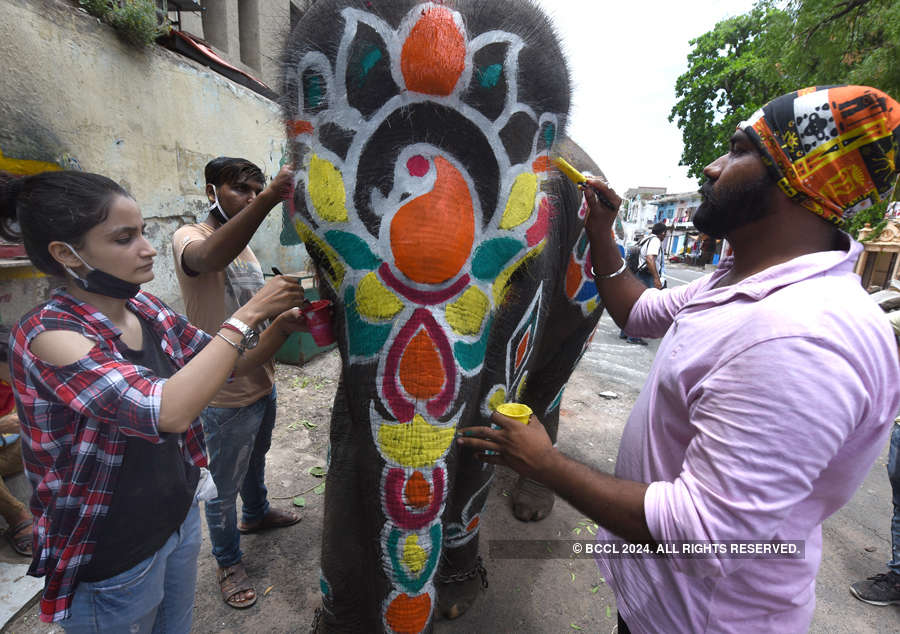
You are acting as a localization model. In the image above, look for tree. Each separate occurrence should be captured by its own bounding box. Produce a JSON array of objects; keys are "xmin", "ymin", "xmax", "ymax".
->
[
  {"xmin": 671, "ymin": 0, "xmax": 900, "ymax": 183},
  {"xmin": 769, "ymin": 0, "xmax": 900, "ymax": 100},
  {"xmin": 668, "ymin": 7, "xmax": 787, "ymax": 182}
]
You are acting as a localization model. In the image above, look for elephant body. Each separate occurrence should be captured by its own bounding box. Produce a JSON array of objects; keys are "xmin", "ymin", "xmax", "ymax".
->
[{"xmin": 282, "ymin": 2, "xmax": 605, "ymax": 631}]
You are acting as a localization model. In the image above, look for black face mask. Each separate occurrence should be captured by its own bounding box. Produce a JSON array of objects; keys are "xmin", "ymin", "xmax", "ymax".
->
[
  {"xmin": 63, "ymin": 243, "xmax": 142, "ymax": 299},
  {"xmin": 208, "ymin": 184, "xmax": 229, "ymax": 225}
]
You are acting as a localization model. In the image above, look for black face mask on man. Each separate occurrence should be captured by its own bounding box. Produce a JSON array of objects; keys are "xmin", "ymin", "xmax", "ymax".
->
[
  {"xmin": 208, "ymin": 184, "xmax": 230, "ymax": 225},
  {"xmin": 62, "ymin": 243, "xmax": 141, "ymax": 299}
]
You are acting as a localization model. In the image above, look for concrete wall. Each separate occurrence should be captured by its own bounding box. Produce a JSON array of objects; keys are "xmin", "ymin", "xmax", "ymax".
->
[
  {"xmin": 0, "ymin": 0, "xmax": 308, "ymax": 318},
  {"xmin": 185, "ymin": 0, "xmax": 300, "ymax": 92}
]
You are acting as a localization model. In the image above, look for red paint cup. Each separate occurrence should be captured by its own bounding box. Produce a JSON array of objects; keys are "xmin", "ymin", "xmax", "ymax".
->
[{"xmin": 303, "ymin": 300, "xmax": 335, "ymax": 346}]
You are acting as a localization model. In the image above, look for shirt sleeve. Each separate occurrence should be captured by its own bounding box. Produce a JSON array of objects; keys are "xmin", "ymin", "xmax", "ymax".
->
[
  {"xmin": 643, "ymin": 336, "xmax": 869, "ymax": 577},
  {"xmin": 172, "ymin": 225, "xmax": 204, "ymax": 278},
  {"xmin": 29, "ymin": 342, "xmax": 166, "ymax": 442},
  {"xmin": 624, "ymin": 275, "xmax": 706, "ymax": 339}
]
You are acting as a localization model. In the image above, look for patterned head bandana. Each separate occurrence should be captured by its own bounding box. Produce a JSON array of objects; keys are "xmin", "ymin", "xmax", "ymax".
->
[{"xmin": 739, "ymin": 85, "xmax": 900, "ymax": 227}]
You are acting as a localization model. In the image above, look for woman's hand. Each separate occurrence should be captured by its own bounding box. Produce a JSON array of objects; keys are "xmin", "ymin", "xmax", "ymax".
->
[
  {"xmin": 0, "ymin": 413, "xmax": 20, "ymax": 435},
  {"xmin": 273, "ymin": 307, "xmax": 310, "ymax": 336},
  {"xmin": 235, "ymin": 276, "xmax": 305, "ymax": 328},
  {"xmin": 456, "ymin": 411, "xmax": 559, "ymax": 484}
]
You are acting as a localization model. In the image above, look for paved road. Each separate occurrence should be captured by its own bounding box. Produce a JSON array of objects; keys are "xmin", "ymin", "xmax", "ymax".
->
[{"xmin": 582, "ymin": 263, "xmax": 707, "ymax": 388}]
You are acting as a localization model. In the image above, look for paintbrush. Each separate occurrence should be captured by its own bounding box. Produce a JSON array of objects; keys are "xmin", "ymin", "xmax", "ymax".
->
[{"xmin": 553, "ymin": 156, "xmax": 617, "ymax": 210}]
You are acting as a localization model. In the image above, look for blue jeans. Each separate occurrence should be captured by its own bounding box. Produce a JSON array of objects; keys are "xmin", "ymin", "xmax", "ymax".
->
[
  {"xmin": 61, "ymin": 502, "xmax": 201, "ymax": 633},
  {"xmin": 201, "ymin": 386, "xmax": 276, "ymax": 568},
  {"xmin": 888, "ymin": 422, "xmax": 900, "ymax": 574}
]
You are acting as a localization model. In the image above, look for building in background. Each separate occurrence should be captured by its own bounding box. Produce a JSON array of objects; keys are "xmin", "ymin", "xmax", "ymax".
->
[
  {"xmin": 621, "ymin": 186, "xmax": 666, "ymax": 242},
  {"xmin": 653, "ymin": 190, "xmax": 702, "ymax": 260},
  {"xmin": 0, "ymin": 0, "xmax": 314, "ymax": 321}
]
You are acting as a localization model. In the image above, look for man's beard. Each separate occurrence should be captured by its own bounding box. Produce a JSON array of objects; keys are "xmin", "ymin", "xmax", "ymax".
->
[{"xmin": 693, "ymin": 172, "xmax": 775, "ymax": 238}]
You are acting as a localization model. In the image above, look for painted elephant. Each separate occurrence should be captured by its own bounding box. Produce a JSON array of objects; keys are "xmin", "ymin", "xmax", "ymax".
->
[{"xmin": 281, "ymin": 1, "xmax": 605, "ymax": 631}]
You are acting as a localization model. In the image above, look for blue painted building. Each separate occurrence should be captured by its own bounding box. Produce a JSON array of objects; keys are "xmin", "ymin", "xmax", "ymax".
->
[{"xmin": 652, "ymin": 191, "xmax": 702, "ymax": 259}]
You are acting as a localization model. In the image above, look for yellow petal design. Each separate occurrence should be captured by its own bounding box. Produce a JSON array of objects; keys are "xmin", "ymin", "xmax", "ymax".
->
[
  {"xmin": 488, "ymin": 388, "xmax": 507, "ymax": 412},
  {"xmin": 378, "ymin": 415, "xmax": 456, "ymax": 468},
  {"xmin": 309, "ymin": 154, "xmax": 349, "ymax": 222},
  {"xmin": 493, "ymin": 243, "xmax": 545, "ymax": 306},
  {"xmin": 357, "ymin": 273, "xmax": 404, "ymax": 321},
  {"xmin": 499, "ymin": 173, "xmax": 538, "ymax": 230},
  {"xmin": 516, "ymin": 374, "xmax": 528, "ymax": 400},
  {"xmin": 294, "ymin": 220, "xmax": 346, "ymax": 289},
  {"xmin": 403, "ymin": 535, "xmax": 428, "ymax": 574},
  {"xmin": 446, "ymin": 287, "xmax": 490, "ymax": 335}
]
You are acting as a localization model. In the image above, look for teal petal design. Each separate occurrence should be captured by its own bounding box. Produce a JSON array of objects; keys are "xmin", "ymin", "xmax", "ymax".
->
[
  {"xmin": 471, "ymin": 238, "xmax": 523, "ymax": 280},
  {"xmin": 476, "ymin": 64, "xmax": 503, "ymax": 89},
  {"xmin": 345, "ymin": 287, "xmax": 393, "ymax": 357},
  {"xmin": 454, "ymin": 316, "xmax": 493, "ymax": 372},
  {"xmin": 305, "ymin": 73, "xmax": 324, "ymax": 109},
  {"xmin": 326, "ymin": 231, "xmax": 381, "ymax": 270},
  {"xmin": 549, "ymin": 387, "xmax": 565, "ymax": 414},
  {"xmin": 543, "ymin": 122, "xmax": 556, "ymax": 148},
  {"xmin": 387, "ymin": 524, "xmax": 442, "ymax": 594},
  {"xmin": 358, "ymin": 46, "xmax": 384, "ymax": 87}
]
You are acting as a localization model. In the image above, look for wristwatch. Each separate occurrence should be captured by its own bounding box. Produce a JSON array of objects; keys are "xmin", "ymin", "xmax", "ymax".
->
[{"xmin": 221, "ymin": 317, "xmax": 260, "ymax": 353}]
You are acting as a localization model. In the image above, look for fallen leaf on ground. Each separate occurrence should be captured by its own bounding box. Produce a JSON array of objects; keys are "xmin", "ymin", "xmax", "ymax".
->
[
  {"xmin": 308, "ymin": 466, "xmax": 327, "ymax": 477},
  {"xmin": 606, "ymin": 605, "xmax": 612, "ymax": 619},
  {"xmin": 293, "ymin": 496, "xmax": 306, "ymax": 508},
  {"xmin": 303, "ymin": 420, "xmax": 318, "ymax": 429},
  {"xmin": 314, "ymin": 482, "xmax": 326, "ymax": 495},
  {"xmin": 264, "ymin": 585, "xmax": 273, "ymax": 596},
  {"xmin": 570, "ymin": 625, "xmax": 582, "ymax": 631}
]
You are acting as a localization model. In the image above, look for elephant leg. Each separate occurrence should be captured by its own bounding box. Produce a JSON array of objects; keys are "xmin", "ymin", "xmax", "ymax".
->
[
  {"xmin": 512, "ymin": 317, "xmax": 599, "ymax": 523},
  {"xmin": 317, "ymin": 380, "xmax": 389, "ymax": 633},
  {"xmin": 435, "ymin": 443, "xmax": 492, "ymax": 619}
]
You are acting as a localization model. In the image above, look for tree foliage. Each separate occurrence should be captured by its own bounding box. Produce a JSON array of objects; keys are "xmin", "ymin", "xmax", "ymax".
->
[
  {"xmin": 669, "ymin": 7, "xmax": 783, "ymax": 182},
  {"xmin": 671, "ymin": 0, "xmax": 900, "ymax": 191}
]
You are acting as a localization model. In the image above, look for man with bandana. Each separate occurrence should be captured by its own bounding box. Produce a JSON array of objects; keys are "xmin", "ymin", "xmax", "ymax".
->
[
  {"xmin": 172, "ymin": 158, "xmax": 301, "ymax": 610},
  {"xmin": 458, "ymin": 86, "xmax": 900, "ymax": 631}
]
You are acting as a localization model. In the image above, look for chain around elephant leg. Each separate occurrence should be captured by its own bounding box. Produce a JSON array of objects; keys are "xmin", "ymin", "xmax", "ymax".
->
[
  {"xmin": 511, "ymin": 475, "xmax": 556, "ymax": 521},
  {"xmin": 435, "ymin": 554, "xmax": 488, "ymax": 621}
]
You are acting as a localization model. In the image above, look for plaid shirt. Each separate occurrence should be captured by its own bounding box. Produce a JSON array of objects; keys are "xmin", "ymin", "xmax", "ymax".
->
[{"xmin": 10, "ymin": 289, "xmax": 210, "ymax": 623}]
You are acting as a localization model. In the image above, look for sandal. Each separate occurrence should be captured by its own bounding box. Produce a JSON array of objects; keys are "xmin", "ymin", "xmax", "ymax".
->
[
  {"xmin": 238, "ymin": 507, "xmax": 301, "ymax": 534},
  {"xmin": 217, "ymin": 562, "xmax": 257, "ymax": 609},
  {"xmin": 5, "ymin": 518, "xmax": 32, "ymax": 557}
]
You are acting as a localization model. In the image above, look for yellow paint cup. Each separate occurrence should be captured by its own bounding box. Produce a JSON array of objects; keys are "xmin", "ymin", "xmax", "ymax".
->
[{"xmin": 496, "ymin": 402, "xmax": 532, "ymax": 425}]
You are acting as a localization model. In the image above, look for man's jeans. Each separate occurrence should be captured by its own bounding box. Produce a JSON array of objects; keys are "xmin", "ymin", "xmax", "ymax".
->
[
  {"xmin": 201, "ymin": 386, "xmax": 276, "ymax": 568},
  {"xmin": 61, "ymin": 502, "xmax": 201, "ymax": 633},
  {"xmin": 888, "ymin": 421, "xmax": 900, "ymax": 574}
]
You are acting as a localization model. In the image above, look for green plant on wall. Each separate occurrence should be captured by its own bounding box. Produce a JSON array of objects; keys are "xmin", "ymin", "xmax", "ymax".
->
[{"xmin": 79, "ymin": 0, "xmax": 169, "ymax": 47}]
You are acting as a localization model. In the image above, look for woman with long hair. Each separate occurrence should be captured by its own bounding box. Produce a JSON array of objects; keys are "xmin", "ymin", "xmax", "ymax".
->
[{"xmin": 0, "ymin": 170, "xmax": 306, "ymax": 633}]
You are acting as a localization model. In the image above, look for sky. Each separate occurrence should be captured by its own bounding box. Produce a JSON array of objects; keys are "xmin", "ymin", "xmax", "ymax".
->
[{"xmin": 533, "ymin": 0, "xmax": 758, "ymax": 195}]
